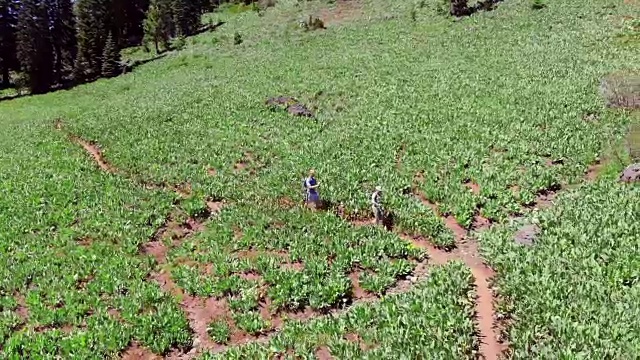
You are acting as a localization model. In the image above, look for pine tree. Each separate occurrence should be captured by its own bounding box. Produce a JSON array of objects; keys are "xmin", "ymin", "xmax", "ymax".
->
[
  {"xmin": 16, "ymin": 0, "xmax": 54, "ymax": 94},
  {"xmin": 72, "ymin": 50, "xmax": 88, "ymax": 84},
  {"xmin": 450, "ymin": 0, "xmax": 469, "ymax": 16},
  {"xmin": 112, "ymin": 0, "xmax": 150, "ymax": 47},
  {"xmin": 48, "ymin": 0, "xmax": 77, "ymax": 83},
  {"xmin": 173, "ymin": 0, "xmax": 203, "ymax": 36},
  {"xmin": 143, "ymin": 0, "xmax": 172, "ymax": 53},
  {"xmin": 75, "ymin": 0, "xmax": 112, "ymax": 78},
  {"xmin": 0, "ymin": 0, "xmax": 18, "ymax": 87},
  {"xmin": 101, "ymin": 32, "xmax": 120, "ymax": 77}
]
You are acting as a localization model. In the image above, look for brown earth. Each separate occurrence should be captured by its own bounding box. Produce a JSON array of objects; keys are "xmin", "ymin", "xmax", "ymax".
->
[
  {"xmin": 315, "ymin": 346, "xmax": 333, "ymax": 360},
  {"xmin": 238, "ymin": 271, "xmax": 262, "ymax": 281},
  {"xmin": 464, "ymin": 181, "xmax": 481, "ymax": 195},
  {"xmin": 514, "ymin": 224, "xmax": 540, "ymax": 246},
  {"xmin": 620, "ymin": 163, "xmax": 640, "ymax": 182},
  {"xmin": 15, "ymin": 294, "xmax": 29, "ymax": 321},
  {"xmin": 74, "ymin": 137, "xmax": 117, "ymax": 173},
  {"xmin": 586, "ymin": 160, "xmax": 605, "ymax": 181},
  {"xmin": 121, "ymin": 343, "xmax": 162, "ymax": 360},
  {"xmin": 316, "ymin": 0, "xmax": 365, "ymax": 26},
  {"xmin": 348, "ymin": 271, "xmax": 376, "ymax": 300},
  {"xmin": 280, "ymin": 262, "xmax": 304, "ymax": 271}
]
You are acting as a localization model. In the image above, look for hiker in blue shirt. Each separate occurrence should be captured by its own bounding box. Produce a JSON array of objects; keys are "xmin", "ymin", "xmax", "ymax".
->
[{"xmin": 304, "ymin": 169, "xmax": 320, "ymax": 208}]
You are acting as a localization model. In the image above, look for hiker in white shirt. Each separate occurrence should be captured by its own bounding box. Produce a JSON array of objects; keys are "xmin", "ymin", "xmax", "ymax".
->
[{"xmin": 371, "ymin": 186, "xmax": 383, "ymax": 225}]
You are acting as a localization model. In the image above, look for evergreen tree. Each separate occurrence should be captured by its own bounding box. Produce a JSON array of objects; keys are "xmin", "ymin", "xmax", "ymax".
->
[
  {"xmin": 0, "ymin": 0, "xmax": 18, "ymax": 87},
  {"xmin": 113, "ymin": 0, "xmax": 150, "ymax": 47},
  {"xmin": 172, "ymin": 0, "xmax": 200, "ymax": 36},
  {"xmin": 450, "ymin": 0, "xmax": 469, "ymax": 16},
  {"xmin": 48, "ymin": 0, "xmax": 76, "ymax": 82},
  {"xmin": 75, "ymin": 0, "xmax": 112, "ymax": 78},
  {"xmin": 143, "ymin": 0, "xmax": 172, "ymax": 53},
  {"xmin": 101, "ymin": 32, "xmax": 120, "ymax": 77},
  {"xmin": 16, "ymin": 0, "xmax": 53, "ymax": 94},
  {"xmin": 72, "ymin": 50, "xmax": 88, "ymax": 84}
]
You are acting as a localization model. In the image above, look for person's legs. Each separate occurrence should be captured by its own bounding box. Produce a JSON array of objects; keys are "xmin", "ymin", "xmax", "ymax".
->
[
  {"xmin": 372, "ymin": 205, "xmax": 382, "ymax": 224},
  {"xmin": 309, "ymin": 193, "xmax": 319, "ymax": 209}
]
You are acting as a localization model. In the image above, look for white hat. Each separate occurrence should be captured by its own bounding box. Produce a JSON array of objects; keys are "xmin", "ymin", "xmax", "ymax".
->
[{"xmin": 375, "ymin": 186, "xmax": 382, "ymax": 191}]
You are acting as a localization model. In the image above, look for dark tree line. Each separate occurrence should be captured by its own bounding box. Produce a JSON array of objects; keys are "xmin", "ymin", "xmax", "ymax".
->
[{"xmin": 0, "ymin": 0, "xmax": 210, "ymax": 94}]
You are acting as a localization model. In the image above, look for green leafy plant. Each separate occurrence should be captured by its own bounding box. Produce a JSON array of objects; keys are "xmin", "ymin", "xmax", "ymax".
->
[
  {"xmin": 207, "ymin": 320, "xmax": 231, "ymax": 344},
  {"xmin": 233, "ymin": 32, "xmax": 243, "ymax": 45}
]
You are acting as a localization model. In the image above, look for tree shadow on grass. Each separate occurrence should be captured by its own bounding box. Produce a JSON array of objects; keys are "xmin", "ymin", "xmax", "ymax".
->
[{"xmin": 0, "ymin": 54, "xmax": 167, "ymax": 104}]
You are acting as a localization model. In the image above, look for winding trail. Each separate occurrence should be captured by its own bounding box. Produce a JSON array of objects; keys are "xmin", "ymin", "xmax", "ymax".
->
[
  {"xmin": 408, "ymin": 194, "xmax": 506, "ymax": 360},
  {"xmin": 59, "ymin": 113, "xmax": 504, "ymax": 359},
  {"xmin": 55, "ymin": 118, "xmax": 602, "ymax": 359}
]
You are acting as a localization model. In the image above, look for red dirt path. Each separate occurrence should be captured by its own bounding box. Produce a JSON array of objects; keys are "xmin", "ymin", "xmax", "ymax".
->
[
  {"xmin": 401, "ymin": 187, "xmax": 506, "ymax": 360},
  {"xmin": 121, "ymin": 343, "xmax": 162, "ymax": 360},
  {"xmin": 74, "ymin": 137, "xmax": 116, "ymax": 173}
]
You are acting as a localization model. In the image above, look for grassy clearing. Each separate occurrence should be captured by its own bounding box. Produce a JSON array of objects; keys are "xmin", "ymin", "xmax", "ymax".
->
[{"xmin": 0, "ymin": 0, "xmax": 638, "ymax": 357}]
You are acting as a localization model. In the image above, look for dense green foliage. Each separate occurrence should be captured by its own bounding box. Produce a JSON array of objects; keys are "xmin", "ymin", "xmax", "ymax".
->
[
  {"xmin": 481, "ymin": 180, "xmax": 640, "ymax": 358},
  {"xmin": 0, "ymin": 0, "xmax": 19, "ymax": 86},
  {"xmin": 16, "ymin": 0, "xmax": 53, "ymax": 94},
  {"xmin": 200, "ymin": 262, "xmax": 477, "ymax": 359},
  {"xmin": 0, "ymin": 0, "xmax": 637, "ymax": 357},
  {"xmin": 1, "ymin": 0, "xmax": 205, "ymax": 93}
]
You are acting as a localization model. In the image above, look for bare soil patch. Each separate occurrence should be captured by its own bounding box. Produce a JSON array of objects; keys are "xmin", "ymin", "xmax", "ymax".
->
[
  {"xmin": 316, "ymin": 0, "xmax": 365, "ymax": 26},
  {"xmin": 278, "ymin": 197, "xmax": 296, "ymax": 209},
  {"xmin": 620, "ymin": 163, "xmax": 640, "ymax": 182},
  {"xmin": 235, "ymin": 249, "xmax": 289, "ymax": 261},
  {"xmin": 348, "ymin": 271, "xmax": 376, "ymax": 300},
  {"xmin": 15, "ymin": 294, "xmax": 29, "ymax": 321},
  {"xmin": 403, "ymin": 233, "xmax": 504, "ymax": 359},
  {"xmin": 73, "ymin": 137, "xmax": 117, "ymax": 173},
  {"xmin": 121, "ymin": 342, "xmax": 162, "ymax": 360},
  {"xmin": 315, "ymin": 346, "xmax": 333, "ymax": 360},
  {"xmin": 464, "ymin": 180, "xmax": 481, "ymax": 195},
  {"xmin": 238, "ymin": 271, "xmax": 262, "ymax": 281},
  {"xmin": 266, "ymin": 96, "xmax": 314, "ymax": 118},
  {"xmin": 585, "ymin": 160, "xmax": 605, "ymax": 181},
  {"xmin": 600, "ymin": 71, "xmax": 640, "ymax": 109},
  {"xmin": 206, "ymin": 200, "xmax": 225, "ymax": 214},
  {"xmin": 150, "ymin": 270, "xmax": 184, "ymax": 298},
  {"xmin": 75, "ymin": 237, "xmax": 92, "ymax": 247},
  {"xmin": 344, "ymin": 332, "xmax": 374, "ymax": 351},
  {"xmin": 472, "ymin": 214, "xmax": 492, "ymax": 231},
  {"xmin": 108, "ymin": 308, "xmax": 123, "ymax": 321},
  {"xmin": 233, "ymin": 162, "xmax": 248, "ymax": 172},
  {"xmin": 76, "ymin": 274, "xmax": 95, "ymax": 290},
  {"xmin": 469, "ymin": 265, "xmax": 506, "ymax": 360},
  {"xmin": 514, "ymin": 224, "xmax": 539, "ymax": 246},
  {"xmin": 281, "ymin": 262, "xmax": 304, "ymax": 271},
  {"xmin": 142, "ymin": 240, "xmax": 168, "ymax": 264},
  {"xmin": 278, "ymin": 306, "xmax": 317, "ymax": 323},
  {"xmin": 529, "ymin": 184, "xmax": 561, "ymax": 210},
  {"xmin": 415, "ymin": 192, "xmax": 468, "ymax": 240},
  {"xmin": 182, "ymin": 296, "xmax": 229, "ymax": 351}
]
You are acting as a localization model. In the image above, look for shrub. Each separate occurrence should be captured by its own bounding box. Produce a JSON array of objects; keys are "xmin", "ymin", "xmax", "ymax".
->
[
  {"xmin": 531, "ymin": 0, "xmax": 547, "ymax": 9},
  {"xmin": 233, "ymin": 32, "xmax": 243, "ymax": 45},
  {"xmin": 171, "ymin": 36, "xmax": 187, "ymax": 51},
  {"xmin": 207, "ymin": 320, "xmax": 230, "ymax": 344}
]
